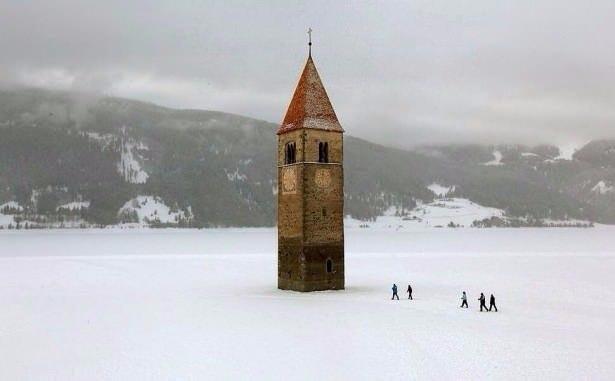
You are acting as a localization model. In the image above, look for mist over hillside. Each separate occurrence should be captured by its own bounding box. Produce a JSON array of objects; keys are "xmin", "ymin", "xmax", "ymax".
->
[{"xmin": 1, "ymin": 88, "xmax": 614, "ymax": 228}]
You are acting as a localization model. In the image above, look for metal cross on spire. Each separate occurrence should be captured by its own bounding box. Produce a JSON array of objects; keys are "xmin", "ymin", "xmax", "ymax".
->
[{"xmin": 308, "ymin": 27, "xmax": 313, "ymax": 57}]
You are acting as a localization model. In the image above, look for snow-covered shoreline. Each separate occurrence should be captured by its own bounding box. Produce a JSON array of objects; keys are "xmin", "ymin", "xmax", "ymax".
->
[
  {"xmin": 1, "ymin": 184, "xmax": 597, "ymax": 229},
  {"xmin": 2, "ymin": 226, "xmax": 614, "ymax": 257}
]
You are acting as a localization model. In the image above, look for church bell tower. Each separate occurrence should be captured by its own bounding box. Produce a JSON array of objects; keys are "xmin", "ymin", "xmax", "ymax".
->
[{"xmin": 277, "ymin": 33, "xmax": 345, "ymax": 291}]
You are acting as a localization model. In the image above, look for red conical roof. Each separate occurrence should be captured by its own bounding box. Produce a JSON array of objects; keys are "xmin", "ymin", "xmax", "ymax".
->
[{"xmin": 277, "ymin": 56, "xmax": 344, "ymax": 135}]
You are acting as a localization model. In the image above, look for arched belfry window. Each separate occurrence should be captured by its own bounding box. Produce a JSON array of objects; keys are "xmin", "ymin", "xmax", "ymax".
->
[
  {"xmin": 285, "ymin": 142, "xmax": 296, "ymax": 165},
  {"xmin": 326, "ymin": 258, "xmax": 333, "ymax": 273},
  {"xmin": 285, "ymin": 144, "xmax": 289, "ymax": 164},
  {"xmin": 324, "ymin": 142, "xmax": 329, "ymax": 162},
  {"xmin": 318, "ymin": 142, "xmax": 329, "ymax": 163}
]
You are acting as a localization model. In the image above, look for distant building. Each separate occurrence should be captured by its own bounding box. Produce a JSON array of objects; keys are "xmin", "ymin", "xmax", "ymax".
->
[{"xmin": 277, "ymin": 45, "xmax": 345, "ymax": 291}]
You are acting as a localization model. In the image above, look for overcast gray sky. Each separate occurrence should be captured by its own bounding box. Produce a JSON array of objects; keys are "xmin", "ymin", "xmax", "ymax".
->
[{"xmin": 1, "ymin": 0, "xmax": 614, "ymax": 148}]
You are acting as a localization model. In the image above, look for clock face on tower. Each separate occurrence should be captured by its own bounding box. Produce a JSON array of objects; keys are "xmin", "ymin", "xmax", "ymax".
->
[{"xmin": 282, "ymin": 166, "xmax": 297, "ymax": 194}]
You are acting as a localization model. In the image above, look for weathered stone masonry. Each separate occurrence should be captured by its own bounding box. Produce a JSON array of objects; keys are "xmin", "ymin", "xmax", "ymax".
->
[{"xmin": 277, "ymin": 55, "xmax": 345, "ymax": 292}]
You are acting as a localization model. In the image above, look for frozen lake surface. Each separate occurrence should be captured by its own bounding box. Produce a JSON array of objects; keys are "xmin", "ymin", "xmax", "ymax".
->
[{"xmin": 1, "ymin": 227, "xmax": 615, "ymax": 380}]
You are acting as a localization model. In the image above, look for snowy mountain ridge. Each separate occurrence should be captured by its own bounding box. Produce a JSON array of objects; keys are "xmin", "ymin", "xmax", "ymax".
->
[{"xmin": 2, "ymin": 88, "xmax": 615, "ymax": 227}]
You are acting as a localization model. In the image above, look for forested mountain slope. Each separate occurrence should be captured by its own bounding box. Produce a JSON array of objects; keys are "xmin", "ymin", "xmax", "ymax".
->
[{"xmin": 1, "ymin": 88, "xmax": 614, "ymax": 227}]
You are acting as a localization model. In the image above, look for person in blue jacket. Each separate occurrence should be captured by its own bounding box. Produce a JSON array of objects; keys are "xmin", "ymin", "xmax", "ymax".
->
[{"xmin": 391, "ymin": 284, "xmax": 399, "ymax": 300}]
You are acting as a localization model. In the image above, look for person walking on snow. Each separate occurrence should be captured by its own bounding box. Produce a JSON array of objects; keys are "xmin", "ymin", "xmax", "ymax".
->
[
  {"xmin": 460, "ymin": 291, "xmax": 468, "ymax": 308},
  {"xmin": 489, "ymin": 294, "xmax": 498, "ymax": 312},
  {"xmin": 407, "ymin": 284, "xmax": 413, "ymax": 300},
  {"xmin": 478, "ymin": 292, "xmax": 488, "ymax": 311},
  {"xmin": 391, "ymin": 284, "xmax": 399, "ymax": 300}
]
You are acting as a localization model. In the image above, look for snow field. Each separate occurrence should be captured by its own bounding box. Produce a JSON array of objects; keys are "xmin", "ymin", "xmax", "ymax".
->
[
  {"xmin": 1, "ymin": 228, "xmax": 615, "ymax": 380},
  {"xmin": 427, "ymin": 183, "xmax": 455, "ymax": 197},
  {"xmin": 57, "ymin": 201, "xmax": 91, "ymax": 211},
  {"xmin": 117, "ymin": 140, "xmax": 149, "ymax": 184},
  {"xmin": 483, "ymin": 150, "xmax": 504, "ymax": 166},
  {"xmin": 86, "ymin": 131, "xmax": 149, "ymax": 184},
  {"xmin": 0, "ymin": 201, "xmax": 24, "ymax": 211},
  {"xmin": 118, "ymin": 196, "xmax": 192, "ymax": 225},
  {"xmin": 592, "ymin": 180, "xmax": 614, "ymax": 195},
  {"xmin": 345, "ymin": 198, "xmax": 504, "ymax": 229}
]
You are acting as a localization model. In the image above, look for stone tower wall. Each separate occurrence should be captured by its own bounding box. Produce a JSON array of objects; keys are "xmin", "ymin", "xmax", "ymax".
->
[
  {"xmin": 278, "ymin": 129, "xmax": 344, "ymax": 291},
  {"xmin": 277, "ymin": 129, "xmax": 304, "ymax": 165},
  {"xmin": 303, "ymin": 129, "xmax": 343, "ymax": 163},
  {"xmin": 278, "ymin": 129, "xmax": 303, "ymax": 290}
]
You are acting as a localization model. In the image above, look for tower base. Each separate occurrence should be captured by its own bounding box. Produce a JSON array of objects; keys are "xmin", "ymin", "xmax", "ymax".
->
[{"xmin": 278, "ymin": 242, "xmax": 344, "ymax": 292}]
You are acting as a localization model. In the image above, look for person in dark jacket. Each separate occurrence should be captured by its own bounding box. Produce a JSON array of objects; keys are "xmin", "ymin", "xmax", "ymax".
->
[
  {"xmin": 478, "ymin": 292, "xmax": 488, "ymax": 311},
  {"xmin": 489, "ymin": 294, "xmax": 498, "ymax": 312},
  {"xmin": 391, "ymin": 284, "xmax": 399, "ymax": 300},
  {"xmin": 460, "ymin": 291, "xmax": 468, "ymax": 308},
  {"xmin": 407, "ymin": 284, "xmax": 413, "ymax": 300}
]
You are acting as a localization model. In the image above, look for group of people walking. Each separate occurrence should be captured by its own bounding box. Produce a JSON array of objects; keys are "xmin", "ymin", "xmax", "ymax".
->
[
  {"xmin": 391, "ymin": 284, "xmax": 498, "ymax": 312},
  {"xmin": 390, "ymin": 283, "xmax": 412, "ymax": 300},
  {"xmin": 471, "ymin": 292, "xmax": 497, "ymax": 312}
]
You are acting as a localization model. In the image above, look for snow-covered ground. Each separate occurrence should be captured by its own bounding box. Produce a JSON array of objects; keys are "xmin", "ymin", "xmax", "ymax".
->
[
  {"xmin": 118, "ymin": 195, "xmax": 192, "ymax": 225},
  {"xmin": 0, "ymin": 194, "xmax": 583, "ymax": 229},
  {"xmin": 57, "ymin": 200, "xmax": 91, "ymax": 211},
  {"xmin": 592, "ymin": 180, "xmax": 614, "ymax": 195},
  {"xmin": 117, "ymin": 140, "xmax": 149, "ymax": 184},
  {"xmin": 0, "ymin": 213, "xmax": 14, "ymax": 227},
  {"xmin": 483, "ymin": 150, "xmax": 504, "ymax": 166},
  {"xmin": 226, "ymin": 168, "xmax": 248, "ymax": 181},
  {"xmin": 1, "ymin": 228, "xmax": 615, "ymax": 380},
  {"xmin": 427, "ymin": 182, "xmax": 455, "ymax": 197},
  {"xmin": 0, "ymin": 202, "xmax": 23, "ymax": 226},
  {"xmin": 346, "ymin": 198, "xmax": 504, "ymax": 229},
  {"xmin": 0, "ymin": 201, "xmax": 24, "ymax": 212},
  {"xmin": 0, "ymin": 198, "xmax": 89, "ymax": 228},
  {"xmin": 555, "ymin": 144, "xmax": 580, "ymax": 160},
  {"xmin": 86, "ymin": 132, "xmax": 115, "ymax": 149},
  {"xmin": 86, "ymin": 131, "xmax": 149, "ymax": 184}
]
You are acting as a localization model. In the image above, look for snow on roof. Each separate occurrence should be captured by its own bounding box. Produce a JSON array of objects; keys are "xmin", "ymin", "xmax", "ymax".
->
[{"xmin": 277, "ymin": 56, "xmax": 344, "ymax": 135}]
